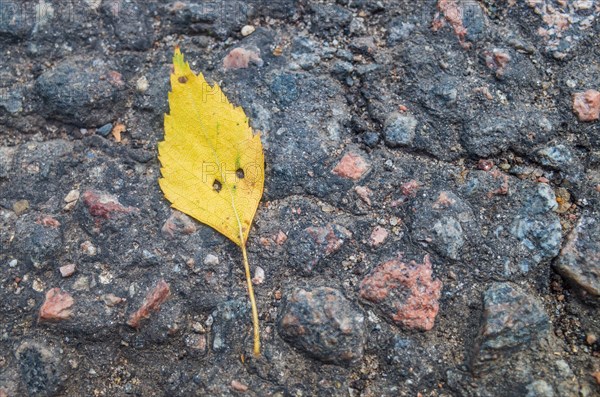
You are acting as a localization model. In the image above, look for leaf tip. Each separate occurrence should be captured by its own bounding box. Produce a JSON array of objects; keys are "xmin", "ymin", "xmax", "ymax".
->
[{"xmin": 173, "ymin": 46, "xmax": 186, "ymax": 72}]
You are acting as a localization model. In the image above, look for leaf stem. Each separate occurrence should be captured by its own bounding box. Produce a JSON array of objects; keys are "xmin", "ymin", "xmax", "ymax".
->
[{"xmin": 240, "ymin": 241, "xmax": 260, "ymax": 356}]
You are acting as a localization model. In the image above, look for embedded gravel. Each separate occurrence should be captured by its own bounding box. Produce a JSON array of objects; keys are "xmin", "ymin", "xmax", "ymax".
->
[{"xmin": 1, "ymin": 1, "xmax": 599, "ymax": 396}]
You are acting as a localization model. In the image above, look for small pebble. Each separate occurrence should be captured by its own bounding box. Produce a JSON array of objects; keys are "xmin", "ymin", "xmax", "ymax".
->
[
  {"xmin": 586, "ymin": 333, "xmax": 597, "ymax": 345},
  {"xmin": 241, "ymin": 25, "xmax": 255, "ymax": 36},
  {"xmin": 73, "ymin": 276, "xmax": 90, "ymax": 291},
  {"xmin": 13, "ymin": 199, "xmax": 29, "ymax": 215},
  {"xmin": 9, "ymin": 259, "xmax": 17, "ymax": 268},
  {"xmin": 204, "ymin": 254, "xmax": 219, "ymax": 266},
  {"xmin": 81, "ymin": 241, "xmax": 97, "ymax": 256},
  {"xmin": 192, "ymin": 322, "xmax": 206, "ymax": 334},
  {"xmin": 231, "ymin": 380, "xmax": 248, "ymax": 392},
  {"xmin": 275, "ymin": 230, "xmax": 287, "ymax": 245},
  {"xmin": 102, "ymin": 293, "xmax": 125, "ymax": 307},
  {"xmin": 369, "ymin": 226, "xmax": 389, "ymax": 248},
  {"xmin": 136, "ymin": 76, "xmax": 149, "ymax": 92},
  {"xmin": 96, "ymin": 123, "xmax": 113, "ymax": 137},
  {"xmin": 252, "ymin": 266, "xmax": 265, "ymax": 284},
  {"xmin": 59, "ymin": 264, "xmax": 76, "ymax": 278},
  {"xmin": 32, "ymin": 279, "xmax": 45, "ymax": 292},
  {"xmin": 64, "ymin": 189, "xmax": 80, "ymax": 203}
]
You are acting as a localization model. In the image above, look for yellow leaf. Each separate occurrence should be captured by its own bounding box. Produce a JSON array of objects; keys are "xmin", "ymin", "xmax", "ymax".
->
[{"xmin": 158, "ymin": 47, "xmax": 265, "ymax": 355}]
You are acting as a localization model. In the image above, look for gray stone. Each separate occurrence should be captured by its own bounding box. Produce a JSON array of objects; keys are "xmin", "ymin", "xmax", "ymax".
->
[
  {"xmin": 461, "ymin": 1, "xmax": 487, "ymax": 42},
  {"xmin": 34, "ymin": 58, "xmax": 127, "ymax": 127},
  {"xmin": 511, "ymin": 184, "xmax": 562, "ymax": 268},
  {"xmin": 0, "ymin": 1, "xmax": 35, "ymax": 41},
  {"xmin": 349, "ymin": 36, "xmax": 376, "ymax": 56},
  {"xmin": 526, "ymin": 380, "xmax": 555, "ymax": 397},
  {"xmin": 355, "ymin": 63, "xmax": 381, "ymax": 77},
  {"xmin": 475, "ymin": 283, "xmax": 549, "ymax": 362},
  {"xmin": 252, "ymin": 0, "xmax": 299, "ymax": 19},
  {"xmin": 103, "ymin": 1, "xmax": 153, "ymax": 51},
  {"xmin": 411, "ymin": 191, "xmax": 476, "ymax": 261},
  {"xmin": 331, "ymin": 61, "xmax": 354, "ymax": 79},
  {"xmin": 162, "ymin": 1, "xmax": 250, "ymax": 39},
  {"xmin": 383, "ymin": 112, "xmax": 417, "ymax": 148},
  {"xmin": 96, "ymin": 123, "xmax": 113, "ymax": 137},
  {"xmin": 0, "ymin": 87, "xmax": 23, "ymax": 114},
  {"xmin": 291, "ymin": 36, "xmax": 317, "ymax": 54},
  {"xmin": 462, "ymin": 113, "xmax": 518, "ymax": 157},
  {"xmin": 387, "ymin": 18, "xmax": 415, "ymax": 46},
  {"xmin": 14, "ymin": 216, "xmax": 63, "ymax": 266},
  {"xmin": 0, "ymin": 146, "xmax": 15, "ymax": 180},
  {"xmin": 16, "ymin": 341, "xmax": 64, "ymax": 397},
  {"xmin": 554, "ymin": 213, "xmax": 600, "ymax": 296},
  {"xmin": 269, "ymin": 73, "xmax": 299, "ymax": 107},
  {"xmin": 534, "ymin": 145, "xmax": 574, "ymax": 171},
  {"xmin": 278, "ymin": 287, "xmax": 365, "ymax": 365},
  {"xmin": 431, "ymin": 217, "xmax": 465, "ymax": 260},
  {"xmin": 336, "ymin": 49, "xmax": 353, "ymax": 61},
  {"xmin": 210, "ymin": 300, "xmax": 249, "ymax": 353},
  {"xmin": 310, "ymin": 4, "xmax": 352, "ymax": 36},
  {"xmin": 292, "ymin": 53, "xmax": 321, "ymax": 70},
  {"xmin": 362, "ymin": 131, "xmax": 379, "ymax": 147}
]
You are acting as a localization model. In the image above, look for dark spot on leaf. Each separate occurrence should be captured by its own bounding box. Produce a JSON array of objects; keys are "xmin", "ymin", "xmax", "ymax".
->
[
  {"xmin": 236, "ymin": 168, "xmax": 245, "ymax": 179},
  {"xmin": 178, "ymin": 76, "xmax": 188, "ymax": 84},
  {"xmin": 213, "ymin": 179, "xmax": 222, "ymax": 192}
]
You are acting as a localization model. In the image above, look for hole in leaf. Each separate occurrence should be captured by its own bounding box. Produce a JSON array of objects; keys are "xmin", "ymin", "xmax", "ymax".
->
[
  {"xmin": 213, "ymin": 179, "xmax": 222, "ymax": 192},
  {"xmin": 236, "ymin": 168, "xmax": 245, "ymax": 179},
  {"xmin": 178, "ymin": 76, "xmax": 188, "ymax": 84}
]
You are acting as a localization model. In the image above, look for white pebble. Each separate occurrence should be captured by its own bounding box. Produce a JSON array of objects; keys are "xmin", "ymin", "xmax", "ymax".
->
[
  {"xmin": 136, "ymin": 76, "xmax": 149, "ymax": 93},
  {"xmin": 64, "ymin": 189, "xmax": 80, "ymax": 203},
  {"xmin": 204, "ymin": 254, "xmax": 219, "ymax": 266},
  {"xmin": 241, "ymin": 25, "xmax": 255, "ymax": 36},
  {"xmin": 59, "ymin": 264, "xmax": 76, "ymax": 278},
  {"xmin": 252, "ymin": 266, "xmax": 265, "ymax": 284}
]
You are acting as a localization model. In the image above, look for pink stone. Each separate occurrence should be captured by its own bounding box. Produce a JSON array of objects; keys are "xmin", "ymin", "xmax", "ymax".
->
[
  {"xmin": 38, "ymin": 215, "xmax": 61, "ymax": 228},
  {"xmin": 433, "ymin": 191, "xmax": 456, "ymax": 209},
  {"xmin": 360, "ymin": 255, "xmax": 442, "ymax": 331},
  {"xmin": 478, "ymin": 159, "xmax": 494, "ymax": 171},
  {"xmin": 59, "ymin": 264, "xmax": 76, "ymax": 278},
  {"xmin": 39, "ymin": 288, "xmax": 74, "ymax": 321},
  {"xmin": 354, "ymin": 185, "xmax": 373, "ymax": 205},
  {"xmin": 401, "ymin": 180, "xmax": 421, "ymax": 196},
  {"xmin": 223, "ymin": 47, "xmax": 263, "ymax": 70},
  {"xmin": 82, "ymin": 190, "xmax": 138, "ymax": 219},
  {"xmin": 485, "ymin": 49, "xmax": 511, "ymax": 77},
  {"xmin": 231, "ymin": 380, "xmax": 249, "ymax": 392},
  {"xmin": 332, "ymin": 152, "xmax": 370, "ymax": 180},
  {"xmin": 275, "ymin": 230, "xmax": 288, "ymax": 245},
  {"xmin": 107, "ymin": 70, "xmax": 125, "ymax": 87},
  {"xmin": 369, "ymin": 226, "xmax": 389, "ymax": 248},
  {"xmin": 433, "ymin": 0, "xmax": 471, "ymax": 48},
  {"xmin": 573, "ymin": 90, "xmax": 600, "ymax": 122},
  {"xmin": 127, "ymin": 279, "xmax": 170, "ymax": 328}
]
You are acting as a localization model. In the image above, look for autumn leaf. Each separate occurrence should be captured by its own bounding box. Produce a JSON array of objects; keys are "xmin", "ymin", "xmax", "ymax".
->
[{"xmin": 158, "ymin": 47, "xmax": 265, "ymax": 355}]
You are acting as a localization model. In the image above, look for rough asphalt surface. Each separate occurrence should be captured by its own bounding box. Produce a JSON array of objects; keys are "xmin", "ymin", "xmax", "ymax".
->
[{"xmin": 1, "ymin": 0, "xmax": 600, "ymax": 396}]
